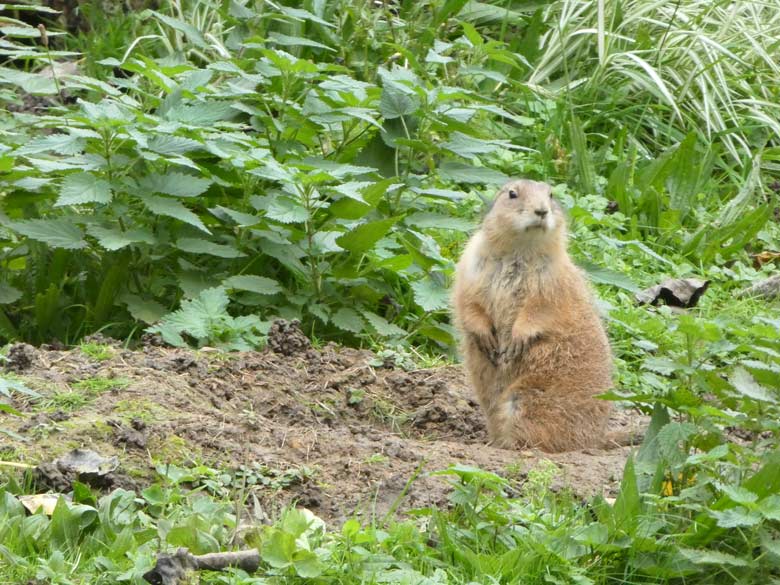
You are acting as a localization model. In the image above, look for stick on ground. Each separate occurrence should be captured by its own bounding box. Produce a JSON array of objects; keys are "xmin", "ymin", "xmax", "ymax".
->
[{"xmin": 143, "ymin": 548, "xmax": 261, "ymax": 585}]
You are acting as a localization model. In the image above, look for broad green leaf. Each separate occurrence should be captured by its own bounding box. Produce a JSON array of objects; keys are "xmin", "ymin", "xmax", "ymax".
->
[
  {"xmin": 211, "ymin": 205, "xmax": 262, "ymax": 227},
  {"xmin": 677, "ymin": 548, "xmax": 750, "ymax": 567},
  {"xmin": 0, "ymin": 283, "xmax": 22, "ymax": 304},
  {"xmin": 710, "ymin": 507, "xmax": 762, "ymax": 528},
  {"xmin": 138, "ymin": 172, "xmax": 212, "ymax": 198},
  {"xmin": 758, "ymin": 495, "xmax": 780, "ymax": 521},
  {"xmin": 329, "ymin": 179, "xmax": 401, "ymax": 220},
  {"xmin": 87, "ymin": 226, "xmax": 155, "ymax": 251},
  {"xmin": 7, "ymin": 218, "xmax": 87, "ymax": 249},
  {"xmin": 656, "ymin": 421, "xmax": 697, "ymax": 463},
  {"xmin": 336, "ymin": 218, "xmax": 398, "ymax": 254},
  {"xmin": 164, "ymin": 102, "xmax": 236, "ymax": 126},
  {"xmin": 56, "ymin": 173, "xmax": 112, "ymax": 206},
  {"xmin": 16, "ymin": 134, "xmax": 85, "ymax": 156},
  {"xmin": 761, "ymin": 530, "xmax": 780, "ymax": 558},
  {"xmin": 0, "ymin": 377, "xmax": 40, "ymax": 398},
  {"xmin": 223, "ymin": 275, "xmax": 282, "ymax": 295},
  {"xmin": 438, "ymin": 161, "xmax": 508, "ymax": 184},
  {"xmin": 718, "ymin": 485, "xmax": 758, "ymax": 506},
  {"xmin": 411, "ymin": 278, "xmax": 450, "ymax": 311},
  {"xmin": 405, "ymin": 212, "xmax": 474, "ymax": 232},
  {"xmin": 176, "ymin": 237, "xmax": 246, "ymax": 258},
  {"xmin": 145, "ymin": 135, "xmax": 203, "ymax": 155},
  {"xmin": 730, "ymin": 367, "xmax": 777, "ymax": 403},
  {"xmin": 331, "ymin": 308, "xmax": 365, "ymax": 333},
  {"xmin": 268, "ymin": 32, "xmax": 334, "ymax": 52},
  {"xmin": 293, "ymin": 549, "xmax": 324, "ymax": 578},
  {"xmin": 441, "ymin": 132, "xmax": 513, "ymax": 157},
  {"xmin": 266, "ymin": 197, "xmax": 309, "ymax": 224},
  {"xmin": 261, "ymin": 530, "xmax": 295, "ymax": 568},
  {"xmin": 141, "ymin": 195, "xmax": 210, "ymax": 234},
  {"xmin": 121, "ymin": 294, "xmax": 168, "ymax": 324},
  {"xmin": 149, "ymin": 287, "xmax": 229, "ymax": 341},
  {"xmin": 361, "ymin": 311, "xmax": 405, "ymax": 337},
  {"xmin": 312, "ymin": 231, "xmax": 344, "ymax": 253},
  {"xmin": 277, "ymin": 5, "xmax": 336, "ymax": 28},
  {"xmin": 580, "ymin": 262, "xmax": 639, "ymax": 292},
  {"xmin": 380, "ymin": 83, "xmax": 420, "ymax": 119}
]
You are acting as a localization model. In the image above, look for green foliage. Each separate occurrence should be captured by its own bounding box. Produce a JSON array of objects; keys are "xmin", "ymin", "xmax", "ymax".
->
[{"xmin": 0, "ymin": 0, "xmax": 778, "ymax": 352}]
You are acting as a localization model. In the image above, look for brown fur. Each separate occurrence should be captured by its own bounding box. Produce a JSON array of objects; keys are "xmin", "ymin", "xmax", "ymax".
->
[{"xmin": 452, "ymin": 179, "xmax": 613, "ymax": 452}]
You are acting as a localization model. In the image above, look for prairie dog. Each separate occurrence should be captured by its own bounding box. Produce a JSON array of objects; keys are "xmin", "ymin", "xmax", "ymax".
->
[{"xmin": 452, "ymin": 179, "xmax": 613, "ymax": 452}]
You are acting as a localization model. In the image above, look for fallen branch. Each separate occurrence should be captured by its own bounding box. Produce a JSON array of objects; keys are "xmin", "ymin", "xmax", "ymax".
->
[{"xmin": 143, "ymin": 547, "xmax": 260, "ymax": 585}]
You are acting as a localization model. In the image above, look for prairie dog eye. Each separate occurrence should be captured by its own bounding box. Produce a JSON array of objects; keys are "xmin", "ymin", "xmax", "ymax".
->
[{"xmin": 508, "ymin": 189, "xmax": 518, "ymax": 199}]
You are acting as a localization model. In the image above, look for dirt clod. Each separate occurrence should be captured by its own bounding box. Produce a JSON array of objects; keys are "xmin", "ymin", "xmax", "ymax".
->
[
  {"xmin": 5, "ymin": 343, "xmax": 37, "ymax": 372},
  {"xmin": 266, "ymin": 319, "xmax": 311, "ymax": 356}
]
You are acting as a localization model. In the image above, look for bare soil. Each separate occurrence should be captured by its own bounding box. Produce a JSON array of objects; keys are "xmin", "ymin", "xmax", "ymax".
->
[{"xmin": 0, "ymin": 329, "xmax": 646, "ymax": 523}]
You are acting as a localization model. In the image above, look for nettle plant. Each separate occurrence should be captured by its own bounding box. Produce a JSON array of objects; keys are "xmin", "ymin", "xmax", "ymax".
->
[{"xmin": 0, "ymin": 5, "xmax": 537, "ymax": 349}]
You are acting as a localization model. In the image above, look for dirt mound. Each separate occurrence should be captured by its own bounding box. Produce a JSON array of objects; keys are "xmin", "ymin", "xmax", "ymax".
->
[{"xmin": 0, "ymin": 341, "xmax": 646, "ymax": 522}]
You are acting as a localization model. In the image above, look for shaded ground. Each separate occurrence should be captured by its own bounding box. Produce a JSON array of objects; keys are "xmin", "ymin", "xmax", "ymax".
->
[{"xmin": 0, "ymin": 330, "xmax": 646, "ymax": 523}]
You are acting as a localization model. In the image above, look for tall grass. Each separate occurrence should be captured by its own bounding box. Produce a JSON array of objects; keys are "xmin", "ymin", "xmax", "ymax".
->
[{"xmin": 527, "ymin": 0, "xmax": 780, "ymax": 162}]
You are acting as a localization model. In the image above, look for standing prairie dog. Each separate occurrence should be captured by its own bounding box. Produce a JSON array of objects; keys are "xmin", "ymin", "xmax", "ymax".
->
[{"xmin": 452, "ymin": 179, "xmax": 613, "ymax": 452}]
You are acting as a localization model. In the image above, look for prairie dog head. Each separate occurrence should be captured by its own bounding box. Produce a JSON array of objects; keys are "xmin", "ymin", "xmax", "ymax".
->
[{"xmin": 481, "ymin": 179, "xmax": 565, "ymax": 252}]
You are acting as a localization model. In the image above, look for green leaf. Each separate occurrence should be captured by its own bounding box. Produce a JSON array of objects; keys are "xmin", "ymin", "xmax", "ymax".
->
[
  {"xmin": 0, "ymin": 283, "xmax": 22, "ymax": 304},
  {"xmin": 579, "ymin": 262, "xmax": 639, "ymax": 292},
  {"xmin": 293, "ymin": 550, "xmax": 324, "ymax": 578},
  {"xmin": 266, "ymin": 197, "xmax": 309, "ymax": 224},
  {"xmin": 710, "ymin": 507, "xmax": 762, "ymax": 528},
  {"xmin": 730, "ymin": 367, "xmax": 777, "ymax": 403},
  {"xmin": 87, "ymin": 226, "xmax": 155, "ymax": 251},
  {"xmin": 176, "ymin": 237, "xmax": 246, "ymax": 258},
  {"xmin": 438, "ymin": 161, "xmax": 508, "ymax": 184},
  {"xmin": 16, "ymin": 133, "xmax": 85, "ymax": 156},
  {"xmin": 612, "ymin": 455, "xmax": 640, "ymax": 531},
  {"xmin": 141, "ymin": 195, "xmax": 210, "ymax": 234},
  {"xmin": 361, "ymin": 311, "xmax": 405, "ymax": 337},
  {"xmin": 336, "ymin": 218, "xmax": 398, "ymax": 254},
  {"xmin": 758, "ymin": 495, "xmax": 780, "ymax": 521},
  {"xmin": 718, "ymin": 485, "xmax": 758, "ymax": 506},
  {"xmin": 441, "ymin": 132, "xmax": 513, "ymax": 157},
  {"xmin": 405, "ymin": 212, "xmax": 474, "ymax": 232},
  {"xmin": 145, "ymin": 135, "xmax": 203, "ymax": 155},
  {"xmin": 150, "ymin": 10, "xmax": 206, "ymax": 47},
  {"xmin": 148, "ymin": 287, "xmax": 229, "ymax": 343},
  {"xmin": 411, "ymin": 278, "xmax": 449, "ymax": 311},
  {"xmin": 0, "ymin": 377, "xmax": 40, "ymax": 398},
  {"xmin": 331, "ymin": 308, "xmax": 365, "ymax": 334},
  {"xmin": 267, "ymin": 32, "xmax": 334, "ymax": 52},
  {"xmin": 761, "ymin": 530, "xmax": 780, "ymax": 558},
  {"xmin": 223, "ymin": 275, "xmax": 282, "ymax": 295},
  {"xmin": 7, "ymin": 218, "xmax": 87, "ymax": 249},
  {"xmin": 380, "ymin": 83, "xmax": 420, "ymax": 119},
  {"xmin": 55, "ymin": 173, "xmax": 112, "ymax": 206},
  {"xmin": 656, "ymin": 421, "xmax": 697, "ymax": 463},
  {"xmin": 261, "ymin": 530, "xmax": 295, "ymax": 568},
  {"xmin": 677, "ymin": 548, "xmax": 750, "ymax": 567},
  {"xmin": 138, "ymin": 172, "xmax": 212, "ymax": 198},
  {"xmin": 121, "ymin": 294, "xmax": 168, "ymax": 324}
]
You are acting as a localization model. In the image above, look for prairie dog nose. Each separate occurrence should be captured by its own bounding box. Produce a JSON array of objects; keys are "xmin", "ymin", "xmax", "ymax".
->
[{"xmin": 534, "ymin": 208, "xmax": 549, "ymax": 218}]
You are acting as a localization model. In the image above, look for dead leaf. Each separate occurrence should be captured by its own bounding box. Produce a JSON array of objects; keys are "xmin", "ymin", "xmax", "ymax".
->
[
  {"xmin": 635, "ymin": 278, "xmax": 710, "ymax": 308},
  {"xmin": 18, "ymin": 493, "xmax": 66, "ymax": 515},
  {"xmin": 751, "ymin": 251, "xmax": 780, "ymax": 269}
]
